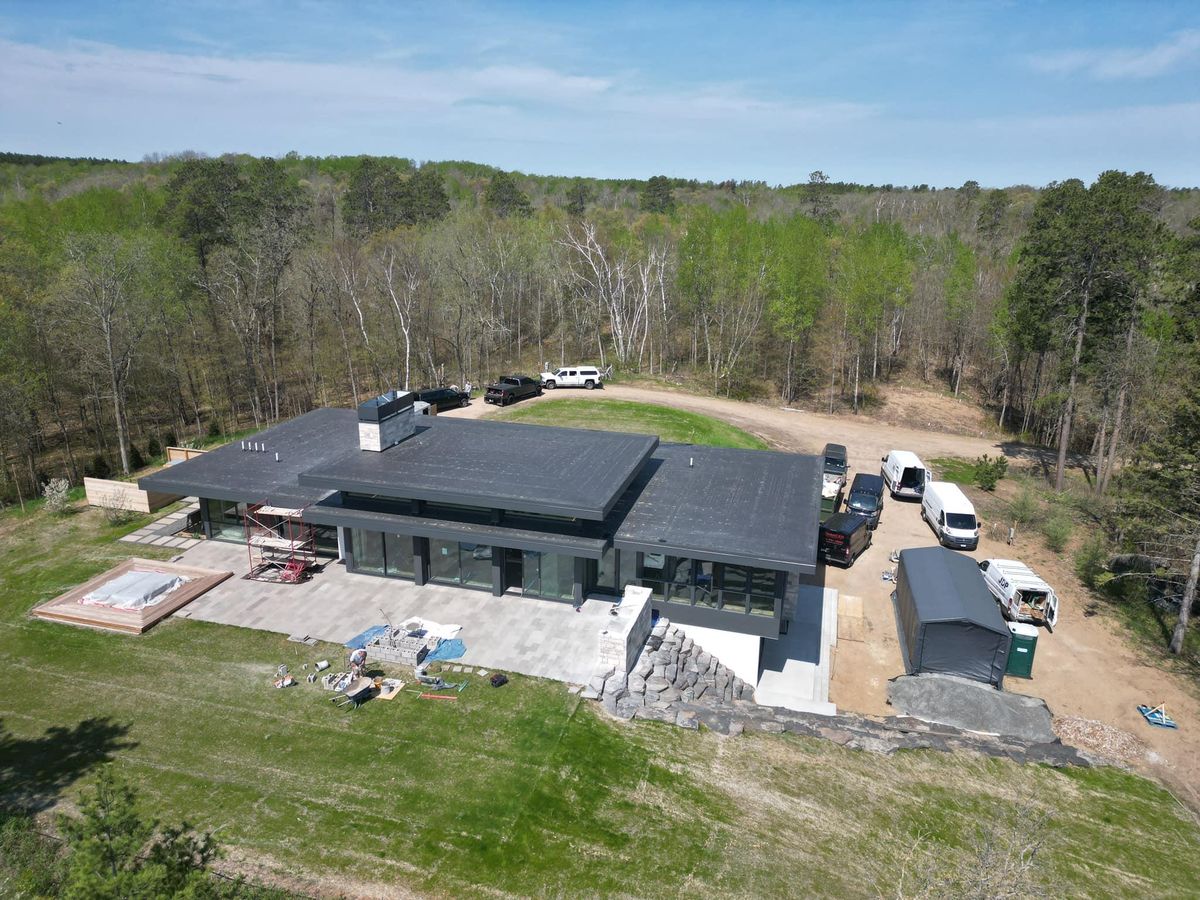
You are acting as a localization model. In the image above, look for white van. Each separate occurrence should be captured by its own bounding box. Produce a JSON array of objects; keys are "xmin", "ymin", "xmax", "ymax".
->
[
  {"xmin": 921, "ymin": 481, "xmax": 980, "ymax": 550},
  {"xmin": 540, "ymin": 366, "xmax": 603, "ymax": 390},
  {"xmin": 979, "ymin": 559, "xmax": 1059, "ymax": 630},
  {"xmin": 880, "ymin": 450, "xmax": 929, "ymax": 499}
]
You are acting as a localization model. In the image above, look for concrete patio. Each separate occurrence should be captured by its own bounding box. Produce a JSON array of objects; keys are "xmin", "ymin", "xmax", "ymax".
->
[{"xmin": 171, "ymin": 540, "xmax": 615, "ymax": 684}]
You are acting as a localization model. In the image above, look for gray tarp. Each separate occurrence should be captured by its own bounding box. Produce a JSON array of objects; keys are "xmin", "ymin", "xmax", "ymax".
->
[
  {"xmin": 82, "ymin": 571, "xmax": 186, "ymax": 610},
  {"xmin": 894, "ymin": 547, "xmax": 1011, "ymax": 687}
]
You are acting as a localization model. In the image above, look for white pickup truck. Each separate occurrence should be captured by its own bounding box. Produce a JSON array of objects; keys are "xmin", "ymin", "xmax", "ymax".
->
[
  {"xmin": 978, "ymin": 558, "xmax": 1059, "ymax": 630},
  {"xmin": 540, "ymin": 365, "xmax": 603, "ymax": 390}
]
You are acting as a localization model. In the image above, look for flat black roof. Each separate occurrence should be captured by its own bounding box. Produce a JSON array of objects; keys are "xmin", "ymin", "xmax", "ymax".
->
[
  {"xmin": 304, "ymin": 493, "xmax": 609, "ymax": 558},
  {"xmin": 897, "ymin": 547, "xmax": 1007, "ymax": 632},
  {"xmin": 299, "ymin": 417, "xmax": 658, "ymax": 520},
  {"xmin": 137, "ymin": 409, "xmax": 359, "ymax": 508},
  {"xmin": 615, "ymin": 444, "xmax": 821, "ymax": 574}
]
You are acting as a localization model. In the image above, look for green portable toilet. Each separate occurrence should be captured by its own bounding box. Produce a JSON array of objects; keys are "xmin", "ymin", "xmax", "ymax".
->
[{"xmin": 1005, "ymin": 622, "xmax": 1039, "ymax": 679}]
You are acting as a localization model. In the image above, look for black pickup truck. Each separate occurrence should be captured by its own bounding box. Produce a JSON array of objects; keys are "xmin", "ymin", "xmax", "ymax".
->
[{"xmin": 484, "ymin": 375, "xmax": 543, "ymax": 406}]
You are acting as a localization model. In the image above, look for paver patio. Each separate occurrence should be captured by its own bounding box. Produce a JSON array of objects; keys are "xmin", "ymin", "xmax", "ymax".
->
[{"xmin": 172, "ymin": 540, "xmax": 612, "ymax": 684}]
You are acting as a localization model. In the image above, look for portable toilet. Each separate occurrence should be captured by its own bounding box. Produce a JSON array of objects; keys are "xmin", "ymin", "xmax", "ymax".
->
[{"xmin": 1005, "ymin": 622, "xmax": 1039, "ymax": 679}]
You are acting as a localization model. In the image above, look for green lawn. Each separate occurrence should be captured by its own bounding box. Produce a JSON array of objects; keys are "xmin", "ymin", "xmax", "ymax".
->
[
  {"xmin": 496, "ymin": 397, "xmax": 771, "ymax": 449},
  {"xmin": 3, "ymin": 506, "xmax": 1200, "ymax": 897}
]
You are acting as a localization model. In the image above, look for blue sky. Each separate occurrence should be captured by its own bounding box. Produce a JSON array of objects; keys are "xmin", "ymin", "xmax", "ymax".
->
[{"xmin": 2, "ymin": 1, "xmax": 1198, "ymax": 187}]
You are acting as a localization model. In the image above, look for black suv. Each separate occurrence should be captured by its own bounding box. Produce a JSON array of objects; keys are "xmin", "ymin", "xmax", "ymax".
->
[
  {"xmin": 845, "ymin": 473, "xmax": 885, "ymax": 530},
  {"xmin": 417, "ymin": 387, "xmax": 469, "ymax": 412}
]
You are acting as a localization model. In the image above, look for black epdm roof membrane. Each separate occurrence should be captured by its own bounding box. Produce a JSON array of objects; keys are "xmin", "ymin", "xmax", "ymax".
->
[
  {"xmin": 299, "ymin": 416, "xmax": 658, "ymax": 520},
  {"xmin": 141, "ymin": 406, "xmax": 820, "ymax": 572}
]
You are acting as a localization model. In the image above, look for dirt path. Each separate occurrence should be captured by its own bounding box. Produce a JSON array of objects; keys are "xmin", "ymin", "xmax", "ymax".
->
[{"xmin": 450, "ymin": 382, "xmax": 1005, "ymax": 467}]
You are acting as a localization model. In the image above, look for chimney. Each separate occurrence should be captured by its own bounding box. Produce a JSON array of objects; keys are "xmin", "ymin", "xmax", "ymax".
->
[{"xmin": 357, "ymin": 390, "xmax": 417, "ymax": 452}]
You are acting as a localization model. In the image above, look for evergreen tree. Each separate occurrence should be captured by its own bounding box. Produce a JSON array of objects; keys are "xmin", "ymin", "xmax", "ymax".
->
[
  {"xmin": 565, "ymin": 179, "xmax": 593, "ymax": 217},
  {"xmin": 484, "ymin": 171, "xmax": 532, "ymax": 218},
  {"xmin": 640, "ymin": 175, "xmax": 675, "ymax": 214},
  {"xmin": 59, "ymin": 768, "xmax": 220, "ymax": 898},
  {"xmin": 400, "ymin": 167, "xmax": 450, "ymax": 226},
  {"xmin": 342, "ymin": 157, "xmax": 405, "ymax": 234}
]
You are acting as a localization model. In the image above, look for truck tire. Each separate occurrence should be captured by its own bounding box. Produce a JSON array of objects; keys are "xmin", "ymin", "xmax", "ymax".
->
[
  {"xmin": 544, "ymin": 380, "xmax": 556, "ymax": 389},
  {"xmin": 584, "ymin": 380, "xmax": 595, "ymax": 390},
  {"xmin": 536, "ymin": 387, "xmax": 543, "ymax": 396}
]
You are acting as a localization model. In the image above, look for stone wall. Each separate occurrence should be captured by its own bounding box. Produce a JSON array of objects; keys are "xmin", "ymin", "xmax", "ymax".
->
[
  {"xmin": 583, "ymin": 616, "xmax": 752, "ymax": 716},
  {"xmin": 578, "ymin": 614, "xmax": 1092, "ymax": 769},
  {"xmin": 596, "ymin": 585, "xmax": 652, "ymax": 675}
]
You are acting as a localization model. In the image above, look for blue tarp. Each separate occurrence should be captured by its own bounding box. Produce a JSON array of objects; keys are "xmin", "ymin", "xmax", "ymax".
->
[
  {"xmin": 426, "ymin": 638, "xmax": 466, "ymax": 661},
  {"xmin": 345, "ymin": 624, "xmax": 389, "ymax": 650}
]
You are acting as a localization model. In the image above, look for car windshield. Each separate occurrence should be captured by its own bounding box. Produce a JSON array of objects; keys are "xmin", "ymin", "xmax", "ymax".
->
[
  {"xmin": 848, "ymin": 493, "xmax": 878, "ymax": 512},
  {"xmin": 946, "ymin": 513, "xmax": 977, "ymax": 530},
  {"xmin": 824, "ymin": 458, "xmax": 847, "ymax": 473}
]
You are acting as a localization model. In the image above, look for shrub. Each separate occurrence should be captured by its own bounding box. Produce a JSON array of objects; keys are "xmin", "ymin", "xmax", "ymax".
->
[
  {"xmin": 129, "ymin": 443, "xmax": 146, "ymax": 470},
  {"xmin": 146, "ymin": 434, "xmax": 162, "ymax": 458},
  {"xmin": 1009, "ymin": 487, "xmax": 1039, "ymax": 526},
  {"xmin": 1075, "ymin": 537, "xmax": 1109, "ymax": 589},
  {"xmin": 1042, "ymin": 516, "xmax": 1074, "ymax": 553},
  {"xmin": 973, "ymin": 454, "xmax": 1008, "ymax": 491},
  {"xmin": 207, "ymin": 420, "xmax": 221, "ymax": 438},
  {"xmin": 41, "ymin": 478, "xmax": 72, "ymax": 515},
  {"xmin": 99, "ymin": 499, "xmax": 138, "ymax": 526}
]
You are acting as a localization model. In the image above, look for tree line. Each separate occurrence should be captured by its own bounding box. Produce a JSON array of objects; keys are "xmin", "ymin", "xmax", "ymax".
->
[{"xmin": 0, "ymin": 154, "xmax": 1197, "ymax": 649}]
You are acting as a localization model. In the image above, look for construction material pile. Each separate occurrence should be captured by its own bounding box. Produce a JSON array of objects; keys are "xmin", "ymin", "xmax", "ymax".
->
[
  {"xmin": 1054, "ymin": 716, "xmax": 1148, "ymax": 765},
  {"xmin": 81, "ymin": 571, "xmax": 187, "ymax": 610}
]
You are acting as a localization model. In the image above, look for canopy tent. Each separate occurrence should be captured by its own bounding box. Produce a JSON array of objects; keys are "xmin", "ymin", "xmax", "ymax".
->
[{"xmin": 894, "ymin": 546, "xmax": 1011, "ymax": 688}]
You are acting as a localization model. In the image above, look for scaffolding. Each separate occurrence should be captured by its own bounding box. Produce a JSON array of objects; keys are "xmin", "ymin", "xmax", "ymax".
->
[{"xmin": 243, "ymin": 503, "xmax": 318, "ymax": 583}]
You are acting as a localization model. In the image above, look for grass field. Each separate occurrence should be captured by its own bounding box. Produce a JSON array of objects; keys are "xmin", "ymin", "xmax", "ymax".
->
[
  {"xmin": 3, "ymin": 506, "xmax": 1200, "ymax": 896},
  {"xmin": 496, "ymin": 397, "xmax": 771, "ymax": 449}
]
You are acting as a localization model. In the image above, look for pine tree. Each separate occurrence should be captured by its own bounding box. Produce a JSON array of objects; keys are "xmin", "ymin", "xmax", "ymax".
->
[
  {"xmin": 484, "ymin": 171, "xmax": 532, "ymax": 218},
  {"xmin": 640, "ymin": 175, "xmax": 675, "ymax": 214}
]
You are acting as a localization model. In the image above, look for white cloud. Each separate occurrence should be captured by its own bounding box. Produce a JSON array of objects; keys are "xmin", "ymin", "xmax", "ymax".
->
[
  {"xmin": 0, "ymin": 37, "xmax": 879, "ymax": 169},
  {"xmin": 1028, "ymin": 29, "xmax": 1200, "ymax": 80}
]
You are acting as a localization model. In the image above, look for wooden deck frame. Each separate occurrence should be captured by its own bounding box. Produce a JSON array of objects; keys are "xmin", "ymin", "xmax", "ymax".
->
[{"xmin": 32, "ymin": 558, "xmax": 233, "ymax": 635}]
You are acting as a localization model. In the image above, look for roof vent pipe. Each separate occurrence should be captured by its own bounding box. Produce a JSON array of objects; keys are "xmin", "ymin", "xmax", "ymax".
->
[
  {"xmin": 274, "ymin": 452, "xmax": 280, "ymax": 463},
  {"xmin": 240, "ymin": 441, "xmax": 246, "ymax": 451},
  {"xmin": 689, "ymin": 457, "xmax": 694, "ymax": 468}
]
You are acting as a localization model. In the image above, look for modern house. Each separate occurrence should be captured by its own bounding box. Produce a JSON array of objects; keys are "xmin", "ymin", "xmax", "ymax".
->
[{"xmin": 140, "ymin": 391, "xmax": 821, "ymax": 640}]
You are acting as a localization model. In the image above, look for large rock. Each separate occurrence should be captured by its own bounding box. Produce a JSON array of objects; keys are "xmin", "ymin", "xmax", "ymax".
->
[
  {"xmin": 659, "ymin": 687, "xmax": 682, "ymax": 703},
  {"xmin": 628, "ymin": 673, "xmax": 646, "ymax": 694},
  {"xmin": 887, "ymin": 674, "xmax": 1057, "ymax": 744},
  {"xmin": 604, "ymin": 673, "xmax": 628, "ymax": 698},
  {"xmin": 696, "ymin": 651, "xmax": 711, "ymax": 671},
  {"xmin": 645, "ymin": 675, "xmax": 672, "ymax": 693},
  {"xmin": 664, "ymin": 663, "xmax": 678, "ymax": 683}
]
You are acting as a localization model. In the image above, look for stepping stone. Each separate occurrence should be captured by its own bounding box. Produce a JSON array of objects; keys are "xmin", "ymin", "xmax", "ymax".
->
[
  {"xmin": 451, "ymin": 665, "xmax": 463, "ymax": 672},
  {"xmin": 477, "ymin": 670, "xmax": 489, "ymax": 677},
  {"xmin": 462, "ymin": 667, "xmax": 474, "ymax": 673}
]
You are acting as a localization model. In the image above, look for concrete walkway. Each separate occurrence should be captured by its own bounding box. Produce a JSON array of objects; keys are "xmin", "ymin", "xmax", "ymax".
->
[
  {"xmin": 172, "ymin": 540, "xmax": 614, "ymax": 684},
  {"xmin": 755, "ymin": 582, "xmax": 838, "ymax": 716},
  {"xmin": 119, "ymin": 500, "xmax": 201, "ymax": 551}
]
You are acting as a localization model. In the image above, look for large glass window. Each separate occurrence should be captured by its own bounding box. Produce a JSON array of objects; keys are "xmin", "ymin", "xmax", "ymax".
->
[
  {"xmin": 719, "ymin": 565, "xmax": 778, "ymax": 615},
  {"xmin": 522, "ymin": 551, "xmax": 575, "ymax": 601},
  {"xmin": 384, "ymin": 533, "xmax": 414, "ymax": 578},
  {"xmin": 460, "ymin": 544, "xmax": 492, "ymax": 589},
  {"xmin": 693, "ymin": 560, "xmax": 717, "ymax": 608},
  {"xmin": 351, "ymin": 529, "xmax": 386, "ymax": 575},
  {"xmin": 429, "ymin": 538, "xmax": 461, "ymax": 585},
  {"xmin": 593, "ymin": 547, "xmax": 618, "ymax": 594},
  {"xmin": 204, "ymin": 498, "xmax": 245, "ymax": 542}
]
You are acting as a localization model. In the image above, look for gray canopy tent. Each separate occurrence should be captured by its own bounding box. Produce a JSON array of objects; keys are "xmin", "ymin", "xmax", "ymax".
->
[{"xmin": 894, "ymin": 546, "xmax": 1011, "ymax": 688}]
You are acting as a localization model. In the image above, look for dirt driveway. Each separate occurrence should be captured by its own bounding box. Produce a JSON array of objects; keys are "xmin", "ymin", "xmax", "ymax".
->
[{"xmin": 448, "ymin": 383, "xmax": 1200, "ymax": 808}]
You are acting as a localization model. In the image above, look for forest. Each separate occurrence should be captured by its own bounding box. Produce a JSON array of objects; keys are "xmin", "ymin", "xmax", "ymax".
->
[{"xmin": 1, "ymin": 153, "xmax": 1198, "ymax": 644}]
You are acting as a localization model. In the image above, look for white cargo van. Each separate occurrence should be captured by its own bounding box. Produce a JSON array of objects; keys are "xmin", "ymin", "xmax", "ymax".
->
[
  {"xmin": 979, "ymin": 559, "xmax": 1059, "ymax": 630},
  {"xmin": 921, "ymin": 481, "xmax": 980, "ymax": 550},
  {"xmin": 880, "ymin": 450, "xmax": 929, "ymax": 499}
]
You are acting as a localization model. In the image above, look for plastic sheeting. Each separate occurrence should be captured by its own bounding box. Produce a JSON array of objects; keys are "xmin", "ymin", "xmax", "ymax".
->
[
  {"xmin": 425, "ymin": 638, "xmax": 466, "ymax": 661},
  {"xmin": 81, "ymin": 571, "xmax": 187, "ymax": 610}
]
